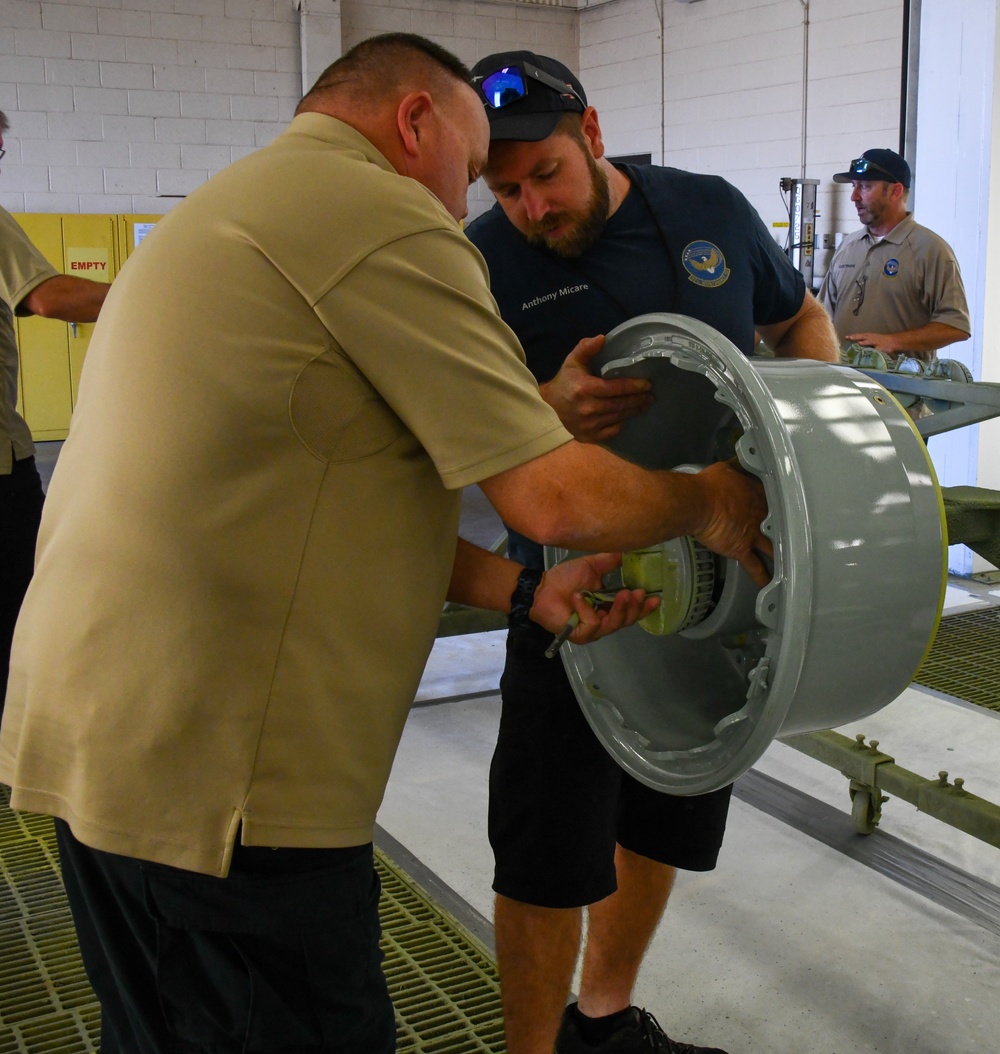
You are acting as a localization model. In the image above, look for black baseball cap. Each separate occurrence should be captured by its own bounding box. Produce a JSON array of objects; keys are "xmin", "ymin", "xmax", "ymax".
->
[
  {"xmin": 833, "ymin": 148, "xmax": 911, "ymax": 188},
  {"xmin": 470, "ymin": 50, "xmax": 586, "ymax": 142}
]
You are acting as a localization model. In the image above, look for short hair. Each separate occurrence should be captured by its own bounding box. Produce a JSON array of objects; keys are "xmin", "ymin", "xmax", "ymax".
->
[
  {"xmin": 0, "ymin": 110, "xmax": 9, "ymax": 134},
  {"xmin": 554, "ymin": 111, "xmax": 587, "ymax": 146},
  {"xmin": 298, "ymin": 33, "xmax": 471, "ymax": 111}
]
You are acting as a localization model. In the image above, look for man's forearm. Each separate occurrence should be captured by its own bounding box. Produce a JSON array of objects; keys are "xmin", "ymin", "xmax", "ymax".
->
[
  {"xmin": 446, "ymin": 537, "xmax": 522, "ymax": 612},
  {"xmin": 479, "ymin": 441, "xmax": 705, "ymax": 555},
  {"xmin": 481, "ymin": 443, "xmax": 771, "ymax": 586},
  {"xmin": 762, "ymin": 293, "xmax": 839, "ymax": 362},
  {"xmin": 21, "ymin": 274, "xmax": 110, "ymax": 323},
  {"xmin": 845, "ymin": 321, "xmax": 970, "ymax": 361}
]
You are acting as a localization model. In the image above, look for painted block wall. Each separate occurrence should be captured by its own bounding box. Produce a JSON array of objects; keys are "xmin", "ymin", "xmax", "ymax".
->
[
  {"xmin": 0, "ymin": 0, "xmax": 902, "ymax": 245},
  {"xmin": 908, "ymin": 0, "xmax": 997, "ymax": 571},
  {"xmin": 0, "ymin": 0, "xmax": 577, "ymax": 217},
  {"xmin": 578, "ymin": 0, "xmax": 905, "ymax": 286},
  {"xmin": 980, "ymin": 9, "xmax": 1000, "ymax": 504},
  {"xmin": 0, "ymin": 0, "xmax": 307, "ymax": 215}
]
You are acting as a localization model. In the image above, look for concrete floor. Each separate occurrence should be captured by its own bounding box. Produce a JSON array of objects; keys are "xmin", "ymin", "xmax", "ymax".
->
[{"xmin": 32, "ymin": 441, "xmax": 62, "ymax": 490}]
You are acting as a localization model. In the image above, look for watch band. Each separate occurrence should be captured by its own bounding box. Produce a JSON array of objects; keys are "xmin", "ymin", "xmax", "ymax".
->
[{"xmin": 508, "ymin": 566, "xmax": 543, "ymax": 628}]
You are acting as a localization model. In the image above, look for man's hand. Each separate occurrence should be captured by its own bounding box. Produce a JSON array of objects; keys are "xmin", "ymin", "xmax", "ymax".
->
[
  {"xmin": 688, "ymin": 460, "xmax": 773, "ymax": 587},
  {"xmin": 529, "ymin": 552, "xmax": 659, "ymax": 645},
  {"xmin": 846, "ymin": 321, "xmax": 969, "ymax": 362},
  {"xmin": 845, "ymin": 331, "xmax": 902, "ymax": 356},
  {"xmin": 539, "ymin": 335, "xmax": 653, "ymax": 443}
]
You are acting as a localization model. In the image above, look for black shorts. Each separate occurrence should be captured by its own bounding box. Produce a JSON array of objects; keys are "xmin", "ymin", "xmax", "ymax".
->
[{"xmin": 489, "ymin": 622, "xmax": 733, "ymax": 909}]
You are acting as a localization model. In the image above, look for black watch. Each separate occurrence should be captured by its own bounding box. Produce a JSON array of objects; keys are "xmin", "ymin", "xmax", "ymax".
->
[{"xmin": 508, "ymin": 567, "xmax": 543, "ymax": 628}]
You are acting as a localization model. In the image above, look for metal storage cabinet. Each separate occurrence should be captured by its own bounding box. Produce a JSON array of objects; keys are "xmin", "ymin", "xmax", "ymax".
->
[{"xmin": 13, "ymin": 213, "xmax": 159, "ymax": 440}]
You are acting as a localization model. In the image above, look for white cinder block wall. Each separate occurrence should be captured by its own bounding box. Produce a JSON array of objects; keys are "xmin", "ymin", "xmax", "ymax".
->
[
  {"xmin": 0, "ymin": 0, "xmax": 578, "ymax": 217},
  {"xmin": 0, "ymin": 0, "xmax": 900, "ymax": 260},
  {"xmin": 0, "ymin": 0, "xmax": 303, "ymax": 215},
  {"xmin": 579, "ymin": 0, "xmax": 904, "ymax": 284}
]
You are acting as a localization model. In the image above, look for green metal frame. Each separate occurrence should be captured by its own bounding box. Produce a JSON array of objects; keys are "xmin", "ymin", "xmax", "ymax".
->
[{"xmin": 782, "ymin": 729, "xmax": 1000, "ymax": 847}]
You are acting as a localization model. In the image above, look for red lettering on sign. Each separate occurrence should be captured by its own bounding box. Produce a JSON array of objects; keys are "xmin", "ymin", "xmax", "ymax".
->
[{"xmin": 69, "ymin": 259, "xmax": 108, "ymax": 272}]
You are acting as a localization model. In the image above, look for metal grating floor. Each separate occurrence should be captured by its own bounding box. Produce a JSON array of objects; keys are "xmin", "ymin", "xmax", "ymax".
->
[
  {"xmin": 379, "ymin": 852, "xmax": 504, "ymax": 1054},
  {"xmin": 913, "ymin": 607, "xmax": 1000, "ymax": 711},
  {"xmin": 0, "ymin": 786, "xmax": 503, "ymax": 1054}
]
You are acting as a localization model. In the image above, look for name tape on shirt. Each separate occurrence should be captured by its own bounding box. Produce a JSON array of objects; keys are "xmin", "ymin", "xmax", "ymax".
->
[{"xmin": 522, "ymin": 283, "xmax": 589, "ymax": 312}]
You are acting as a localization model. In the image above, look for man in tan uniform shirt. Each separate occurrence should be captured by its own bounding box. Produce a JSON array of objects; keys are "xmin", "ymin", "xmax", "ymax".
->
[
  {"xmin": 0, "ymin": 109, "xmax": 110, "ymax": 709},
  {"xmin": 0, "ymin": 35, "xmax": 771, "ymax": 1054},
  {"xmin": 818, "ymin": 148, "xmax": 970, "ymax": 362}
]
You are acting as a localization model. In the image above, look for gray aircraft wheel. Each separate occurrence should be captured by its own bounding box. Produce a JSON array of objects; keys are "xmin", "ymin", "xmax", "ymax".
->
[{"xmin": 547, "ymin": 314, "xmax": 946, "ymax": 795}]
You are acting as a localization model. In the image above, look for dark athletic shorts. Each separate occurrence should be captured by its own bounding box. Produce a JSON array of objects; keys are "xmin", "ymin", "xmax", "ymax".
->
[{"xmin": 489, "ymin": 622, "xmax": 733, "ymax": 909}]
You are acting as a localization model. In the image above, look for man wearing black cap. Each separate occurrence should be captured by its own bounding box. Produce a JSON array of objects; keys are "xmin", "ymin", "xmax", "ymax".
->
[
  {"xmin": 465, "ymin": 50, "xmax": 838, "ymax": 1054},
  {"xmin": 818, "ymin": 148, "xmax": 970, "ymax": 362}
]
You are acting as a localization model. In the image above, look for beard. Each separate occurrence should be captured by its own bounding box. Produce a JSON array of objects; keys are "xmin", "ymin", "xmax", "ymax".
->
[
  {"xmin": 525, "ymin": 153, "xmax": 611, "ymax": 259},
  {"xmin": 858, "ymin": 188, "xmax": 891, "ymax": 228}
]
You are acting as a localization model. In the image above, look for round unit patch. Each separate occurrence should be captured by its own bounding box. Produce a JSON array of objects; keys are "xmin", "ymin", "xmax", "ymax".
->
[
  {"xmin": 683, "ymin": 241, "xmax": 731, "ymax": 287},
  {"xmin": 883, "ymin": 258, "xmax": 900, "ymax": 277}
]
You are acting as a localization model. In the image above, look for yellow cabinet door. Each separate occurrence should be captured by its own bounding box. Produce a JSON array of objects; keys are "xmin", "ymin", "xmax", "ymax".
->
[
  {"xmin": 118, "ymin": 214, "xmax": 160, "ymax": 263},
  {"xmin": 14, "ymin": 214, "xmax": 118, "ymax": 440},
  {"xmin": 62, "ymin": 214, "xmax": 117, "ymax": 413},
  {"xmin": 14, "ymin": 215, "xmax": 72, "ymax": 441}
]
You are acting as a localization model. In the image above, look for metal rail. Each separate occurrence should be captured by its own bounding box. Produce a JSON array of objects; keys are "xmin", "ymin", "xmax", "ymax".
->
[
  {"xmin": 781, "ymin": 729, "xmax": 1000, "ymax": 847},
  {"xmin": 854, "ymin": 367, "xmax": 1000, "ymax": 437}
]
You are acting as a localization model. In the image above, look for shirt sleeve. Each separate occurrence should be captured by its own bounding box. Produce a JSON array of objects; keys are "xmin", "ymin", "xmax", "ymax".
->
[
  {"xmin": 0, "ymin": 208, "xmax": 60, "ymax": 314},
  {"xmin": 920, "ymin": 236, "xmax": 971, "ymax": 333},
  {"xmin": 742, "ymin": 194, "xmax": 806, "ymax": 327},
  {"xmin": 314, "ymin": 223, "xmax": 572, "ymax": 489}
]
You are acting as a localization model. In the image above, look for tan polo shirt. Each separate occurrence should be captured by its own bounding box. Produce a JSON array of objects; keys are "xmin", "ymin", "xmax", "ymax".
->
[
  {"xmin": 0, "ymin": 206, "xmax": 59, "ymax": 473},
  {"xmin": 818, "ymin": 214, "xmax": 971, "ymax": 348},
  {"xmin": 0, "ymin": 114, "xmax": 571, "ymax": 876}
]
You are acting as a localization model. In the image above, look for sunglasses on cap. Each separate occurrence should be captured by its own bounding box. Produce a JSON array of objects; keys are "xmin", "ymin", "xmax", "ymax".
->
[
  {"xmin": 847, "ymin": 157, "xmax": 899, "ymax": 181},
  {"xmin": 472, "ymin": 62, "xmax": 584, "ymax": 111}
]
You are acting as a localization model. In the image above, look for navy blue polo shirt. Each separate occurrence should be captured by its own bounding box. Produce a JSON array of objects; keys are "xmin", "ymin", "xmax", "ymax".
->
[{"xmin": 466, "ymin": 163, "xmax": 804, "ymax": 566}]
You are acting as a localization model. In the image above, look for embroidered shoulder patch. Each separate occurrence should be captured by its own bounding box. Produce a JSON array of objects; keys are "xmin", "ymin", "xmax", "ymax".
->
[{"xmin": 682, "ymin": 241, "xmax": 731, "ymax": 287}]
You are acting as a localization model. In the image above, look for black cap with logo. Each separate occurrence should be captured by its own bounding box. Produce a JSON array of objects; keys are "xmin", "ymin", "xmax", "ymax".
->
[
  {"xmin": 470, "ymin": 51, "xmax": 587, "ymax": 142},
  {"xmin": 833, "ymin": 148, "xmax": 911, "ymax": 188}
]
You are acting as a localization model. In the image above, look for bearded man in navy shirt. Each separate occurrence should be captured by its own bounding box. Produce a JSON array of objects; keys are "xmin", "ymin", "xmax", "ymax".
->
[{"xmin": 465, "ymin": 50, "xmax": 838, "ymax": 1054}]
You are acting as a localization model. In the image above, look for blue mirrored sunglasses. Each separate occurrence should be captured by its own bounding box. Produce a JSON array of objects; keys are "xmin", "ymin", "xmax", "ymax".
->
[
  {"xmin": 849, "ymin": 157, "xmax": 898, "ymax": 181},
  {"xmin": 473, "ymin": 62, "xmax": 584, "ymax": 111}
]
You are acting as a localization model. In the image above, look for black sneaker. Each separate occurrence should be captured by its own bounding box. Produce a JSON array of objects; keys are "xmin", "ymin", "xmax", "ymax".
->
[{"xmin": 554, "ymin": 1004, "xmax": 730, "ymax": 1054}]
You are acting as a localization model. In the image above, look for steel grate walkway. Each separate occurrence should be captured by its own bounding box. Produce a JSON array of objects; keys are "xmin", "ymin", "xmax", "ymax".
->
[
  {"xmin": 0, "ymin": 794, "xmax": 98, "ymax": 1054},
  {"xmin": 0, "ymin": 786, "xmax": 503, "ymax": 1054},
  {"xmin": 380, "ymin": 852, "xmax": 504, "ymax": 1054},
  {"xmin": 913, "ymin": 607, "xmax": 1000, "ymax": 711}
]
